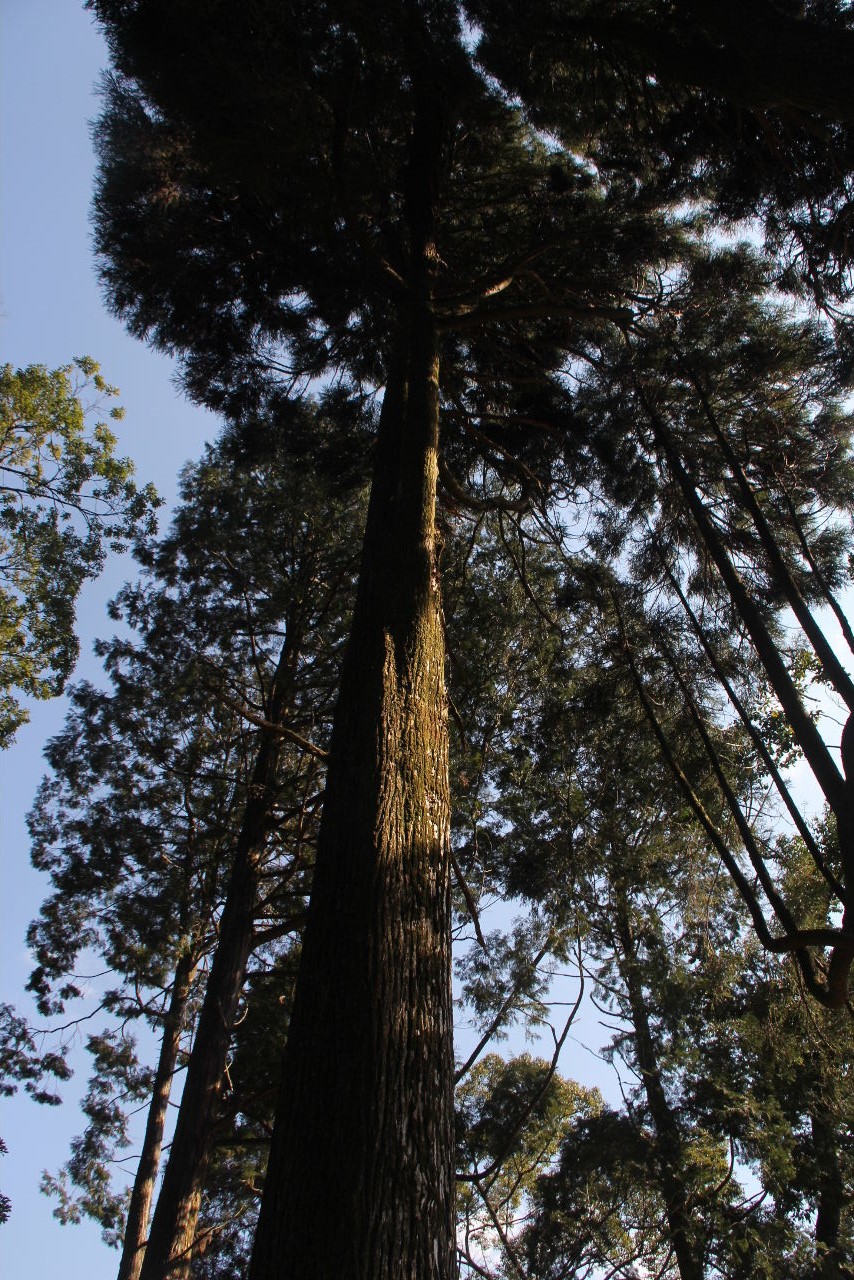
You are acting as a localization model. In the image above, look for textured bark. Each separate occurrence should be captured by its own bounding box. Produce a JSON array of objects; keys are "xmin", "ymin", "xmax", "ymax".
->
[
  {"xmin": 117, "ymin": 952, "xmax": 195, "ymax": 1280},
  {"xmin": 249, "ymin": 310, "xmax": 455, "ymax": 1279},
  {"xmin": 138, "ymin": 630, "xmax": 304, "ymax": 1280},
  {"xmin": 250, "ymin": 63, "xmax": 455, "ymax": 1280}
]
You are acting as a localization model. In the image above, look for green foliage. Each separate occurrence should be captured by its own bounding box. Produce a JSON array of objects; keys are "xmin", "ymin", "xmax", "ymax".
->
[
  {"xmin": 40, "ymin": 1031, "xmax": 151, "ymax": 1247},
  {"xmin": 0, "ymin": 1002, "xmax": 73, "ymax": 1227},
  {"xmin": 445, "ymin": 542, "xmax": 854, "ymax": 1276},
  {"xmin": 0, "ymin": 1002, "xmax": 71, "ymax": 1108},
  {"xmin": 0, "ymin": 1140, "xmax": 9, "ymax": 1226},
  {"xmin": 0, "ymin": 358, "xmax": 158, "ymax": 744},
  {"xmin": 523, "ymin": 1107, "xmax": 666, "ymax": 1280},
  {"xmin": 468, "ymin": 0, "xmax": 854, "ymax": 306},
  {"xmin": 456, "ymin": 1054, "xmax": 600, "ymax": 1278},
  {"xmin": 27, "ymin": 404, "xmax": 366, "ymax": 1244},
  {"xmin": 31, "ymin": 2, "xmax": 854, "ymax": 1273}
]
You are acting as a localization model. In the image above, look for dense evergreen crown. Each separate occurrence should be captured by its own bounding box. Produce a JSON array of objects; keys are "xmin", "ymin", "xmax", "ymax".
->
[{"xmin": 88, "ymin": 0, "xmax": 854, "ymax": 974}]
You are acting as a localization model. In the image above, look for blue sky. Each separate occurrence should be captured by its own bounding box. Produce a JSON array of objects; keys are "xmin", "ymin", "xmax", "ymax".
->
[{"xmin": 1, "ymin": 4, "xmax": 214, "ymax": 1274}]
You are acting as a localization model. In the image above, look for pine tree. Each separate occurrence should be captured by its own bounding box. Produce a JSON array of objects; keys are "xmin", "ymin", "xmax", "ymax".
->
[
  {"xmin": 82, "ymin": 2, "xmax": 854, "ymax": 1273},
  {"xmin": 134, "ymin": 412, "xmax": 365, "ymax": 1280},
  {"xmin": 553, "ymin": 244, "xmax": 854, "ymax": 1003},
  {"xmin": 26, "ymin": 406, "xmax": 365, "ymax": 1278},
  {"xmin": 479, "ymin": 583, "xmax": 852, "ymax": 1279},
  {"xmin": 87, "ymin": 5, "xmax": 670, "ymax": 1273},
  {"xmin": 469, "ymin": 0, "xmax": 854, "ymax": 308}
]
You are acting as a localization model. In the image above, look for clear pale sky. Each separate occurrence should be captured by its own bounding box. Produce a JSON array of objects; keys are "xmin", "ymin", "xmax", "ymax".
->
[{"xmin": 1, "ymin": 3, "xmax": 214, "ymax": 1275}]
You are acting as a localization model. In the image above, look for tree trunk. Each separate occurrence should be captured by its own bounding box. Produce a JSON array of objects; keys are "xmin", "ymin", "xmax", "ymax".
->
[
  {"xmin": 660, "ymin": 552, "xmax": 840, "ymax": 896},
  {"xmin": 249, "ymin": 305, "xmax": 455, "ymax": 1278},
  {"xmin": 138, "ymin": 630, "xmax": 304, "ymax": 1280},
  {"xmin": 250, "ymin": 58, "xmax": 455, "ymax": 1279},
  {"xmin": 613, "ymin": 901, "xmax": 706, "ymax": 1280},
  {"xmin": 645, "ymin": 404, "xmax": 847, "ymax": 818},
  {"xmin": 117, "ymin": 952, "xmax": 195, "ymax": 1280},
  {"xmin": 677, "ymin": 362, "xmax": 854, "ymax": 712},
  {"xmin": 641, "ymin": 401, "xmax": 854, "ymax": 1004},
  {"xmin": 812, "ymin": 1102, "xmax": 847, "ymax": 1280}
]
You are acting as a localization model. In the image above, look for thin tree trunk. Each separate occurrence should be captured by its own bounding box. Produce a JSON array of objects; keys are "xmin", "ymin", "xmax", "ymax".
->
[
  {"xmin": 639, "ymin": 397, "xmax": 854, "ymax": 1001},
  {"xmin": 782, "ymin": 490, "xmax": 854, "ymax": 660},
  {"xmin": 641, "ymin": 400, "xmax": 847, "ymax": 819},
  {"xmin": 138, "ymin": 629, "xmax": 304, "ymax": 1280},
  {"xmin": 617, "ymin": 600, "xmax": 838, "ymax": 1003},
  {"xmin": 613, "ymin": 901, "xmax": 706, "ymax": 1280},
  {"xmin": 658, "ymin": 552, "xmax": 842, "ymax": 899},
  {"xmin": 812, "ymin": 1101, "xmax": 847, "ymax": 1280},
  {"xmin": 117, "ymin": 952, "xmax": 196, "ymax": 1280},
  {"xmin": 673, "ymin": 353, "xmax": 854, "ymax": 711}
]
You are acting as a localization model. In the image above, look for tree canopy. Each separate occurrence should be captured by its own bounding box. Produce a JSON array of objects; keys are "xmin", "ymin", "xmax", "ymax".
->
[
  {"xmin": 6, "ymin": 2, "xmax": 854, "ymax": 1277},
  {"xmin": 0, "ymin": 357, "xmax": 158, "ymax": 744}
]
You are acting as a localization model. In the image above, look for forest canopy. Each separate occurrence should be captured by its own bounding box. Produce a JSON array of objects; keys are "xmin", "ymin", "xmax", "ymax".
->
[{"xmin": 4, "ymin": 2, "xmax": 853, "ymax": 1278}]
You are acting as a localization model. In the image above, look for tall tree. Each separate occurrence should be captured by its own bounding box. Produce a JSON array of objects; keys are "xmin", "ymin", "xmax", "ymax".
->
[
  {"xmin": 85, "ymin": 2, "xmax": 854, "ymax": 1273},
  {"xmin": 560, "ymin": 244, "xmax": 854, "ymax": 1002},
  {"xmin": 135, "ymin": 411, "xmax": 364, "ymax": 1280},
  {"xmin": 89, "ymin": 5, "xmax": 666, "ymax": 1275},
  {"xmin": 26, "ymin": 406, "xmax": 364, "ymax": 1278},
  {"xmin": 480, "ymin": 580, "xmax": 852, "ymax": 1279}
]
